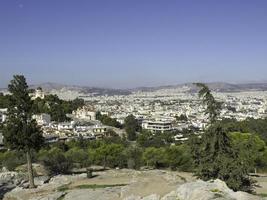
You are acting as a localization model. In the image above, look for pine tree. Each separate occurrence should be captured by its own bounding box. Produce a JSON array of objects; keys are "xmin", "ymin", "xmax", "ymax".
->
[
  {"xmin": 124, "ymin": 115, "xmax": 139, "ymax": 141},
  {"xmin": 3, "ymin": 75, "xmax": 44, "ymax": 188},
  {"xmin": 191, "ymin": 83, "xmax": 255, "ymax": 192}
]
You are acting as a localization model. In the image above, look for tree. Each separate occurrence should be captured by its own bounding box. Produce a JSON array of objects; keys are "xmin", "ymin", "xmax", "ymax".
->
[
  {"xmin": 194, "ymin": 83, "xmax": 222, "ymax": 123},
  {"xmin": 96, "ymin": 112, "xmax": 122, "ymax": 128},
  {"xmin": 65, "ymin": 147, "xmax": 90, "ymax": 168},
  {"xmin": 175, "ymin": 114, "xmax": 188, "ymax": 122},
  {"xmin": 142, "ymin": 147, "xmax": 166, "ymax": 168},
  {"xmin": 124, "ymin": 115, "xmax": 139, "ymax": 141},
  {"xmin": 3, "ymin": 75, "xmax": 44, "ymax": 188},
  {"xmin": 90, "ymin": 143, "xmax": 125, "ymax": 169},
  {"xmin": 137, "ymin": 130, "xmax": 173, "ymax": 148},
  {"xmin": 38, "ymin": 147, "xmax": 72, "ymax": 175},
  {"xmin": 124, "ymin": 146, "xmax": 143, "ymax": 169},
  {"xmin": 191, "ymin": 83, "xmax": 255, "ymax": 192},
  {"xmin": 229, "ymin": 132, "xmax": 266, "ymax": 173},
  {"xmin": 165, "ymin": 145, "xmax": 193, "ymax": 171}
]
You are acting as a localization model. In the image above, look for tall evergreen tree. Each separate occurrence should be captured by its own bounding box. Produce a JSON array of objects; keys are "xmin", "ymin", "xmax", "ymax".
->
[
  {"xmin": 191, "ymin": 83, "xmax": 255, "ymax": 192},
  {"xmin": 124, "ymin": 114, "xmax": 139, "ymax": 141},
  {"xmin": 3, "ymin": 75, "xmax": 44, "ymax": 188},
  {"xmin": 194, "ymin": 83, "xmax": 222, "ymax": 123}
]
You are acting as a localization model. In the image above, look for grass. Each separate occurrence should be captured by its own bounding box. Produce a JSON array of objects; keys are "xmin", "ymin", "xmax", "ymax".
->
[
  {"xmin": 57, "ymin": 183, "xmax": 127, "ymax": 191},
  {"xmin": 210, "ymin": 188, "xmax": 222, "ymax": 193},
  {"xmin": 257, "ymin": 193, "xmax": 267, "ymax": 197},
  {"xmin": 57, "ymin": 184, "xmax": 71, "ymax": 192},
  {"xmin": 57, "ymin": 196, "xmax": 65, "ymax": 200}
]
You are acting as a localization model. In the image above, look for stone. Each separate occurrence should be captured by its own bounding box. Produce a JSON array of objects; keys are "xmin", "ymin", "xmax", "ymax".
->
[
  {"xmin": 34, "ymin": 176, "xmax": 51, "ymax": 186},
  {"xmin": 162, "ymin": 179, "xmax": 262, "ymax": 200},
  {"xmin": 29, "ymin": 192, "xmax": 66, "ymax": 200}
]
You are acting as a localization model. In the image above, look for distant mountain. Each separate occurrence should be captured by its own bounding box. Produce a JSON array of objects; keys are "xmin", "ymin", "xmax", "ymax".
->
[
  {"xmin": 2, "ymin": 82, "xmax": 267, "ymax": 99},
  {"xmin": 29, "ymin": 82, "xmax": 132, "ymax": 97},
  {"xmin": 133, "ymin": 82, "xmax": 267, "ymax": 93}
]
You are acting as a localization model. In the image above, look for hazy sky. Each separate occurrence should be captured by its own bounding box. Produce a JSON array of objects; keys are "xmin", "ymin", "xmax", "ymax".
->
[{"xmin": 1, "ymin": 0, "xmax": 267, "ymax": 88}]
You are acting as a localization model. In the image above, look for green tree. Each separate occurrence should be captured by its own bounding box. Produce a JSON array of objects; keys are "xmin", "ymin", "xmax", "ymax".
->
[
  {"xmin": 38, "ymin": 147, "xmax": 72, "ymax": 175},
  {"xmin": 175, "ymin": 114, "xmax": 188, "ymax": 122},
  {"xmin": 191, "ymin": 83, "xmax": 255, "ymax": 192},
  {"xmin": 165, "ymin": 145, "xmax": 193, "ymax": 171},
  {"xmin": 90, "ymin": 143, "xmax": 125, "ymax": 168},
  {"xmin": 0, "ymin": 93, "xmax": 11, "ymax": 108},
  {"xmin": 194, "ymin": 83, "xmax": 222, "ymax": 123},
  {"xmin": 96, "ymin": 113, "xmax": 122, "ymax": 128},
  {"xmin": 65, "ymin": 147, "xmax": 90, "ymax": 167},
  {"xmin": 125, "ymin": 146, "xmax": 143, "ymax": 169},
  {"xmin": 124, "ymin": 115, "xmax": 139, "ymax": 141},
  {"xmin": 142, "ymin": 147, "xmax": 166, "ymax": 168},
  {"xmin": 137, "ymin": 130, "xmax": 173, "ymax": 148},
  {"xmin": 3, "ymin": 75, "xmax": 44, "ymax": 188},
  {"xmin": 229, "ymin": 132, "xmax": 266, "ymax": 173}
]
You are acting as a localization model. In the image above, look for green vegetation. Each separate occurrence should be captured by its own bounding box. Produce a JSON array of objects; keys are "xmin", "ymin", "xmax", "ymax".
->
[
  {"xmin": 219, "ymin": 118, "xmax": 267, "ymax": 143},
  {"xmin": 210, "ymin": 188, "xmax": 222, "ymax": 193},
  {"xmin": 191, "ymin": 83, "xmax": 255, "ymax": 192},
  {"xmin": 32, "ymin": 94, "xmax": 84, "ymax": 122},
  {"xmin": 124, "ymin": 114, "xmax": 140, "ymax": 141},
  {"xmin": 95, "ymin": 111, "xmax": 122, "ymax": 128},
  {"xmin": 2, "ymin": 76, "xmax": 267, "ymax": 194},
  {"xmin": 38, "ymin": 147, "xmax": 72, "ymax": 175},
  {"xmin": 175, "ymin": 114, "xmax": 188, "ymax": 122},
  {"xmin": 0, "ymin": 93, "xmax": 11, "ymax": 108},
  {"xmin": 0, "ymin": 150, "xmax": 26, "ymax": 171},
  {"xmin": 58, "ymin": 183, "xmax": 127, "ymax": 191},
  {"xmin": 2, "ymin": 75, "xmax": 45, "ymax": 188}
]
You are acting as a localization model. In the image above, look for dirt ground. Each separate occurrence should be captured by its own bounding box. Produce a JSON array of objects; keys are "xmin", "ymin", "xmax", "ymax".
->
[{"xmin": 254, "ymin": 175, "xmax": 267, "ymax": 195}]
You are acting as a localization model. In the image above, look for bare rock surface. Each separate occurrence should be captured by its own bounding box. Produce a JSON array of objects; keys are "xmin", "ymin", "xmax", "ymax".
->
[
  {"xmin": 3, "ymin": 170, "xmax": 266, "ymax": 200},
  {"xmin": 127, "ymin": 179, "xmax": 266, "ymax": 200}
]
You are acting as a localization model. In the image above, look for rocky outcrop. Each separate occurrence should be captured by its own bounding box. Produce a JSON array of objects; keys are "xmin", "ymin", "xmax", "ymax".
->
[
  {"xmin": 125, "ymin": 179, "xmax": 265, "ymax": 200},
  {"xmin": 2, "ymin": 170, "xmax": 266, "ymax": 200}
]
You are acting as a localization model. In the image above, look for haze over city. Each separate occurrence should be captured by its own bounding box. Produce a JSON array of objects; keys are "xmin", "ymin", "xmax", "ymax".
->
[{"xmin": 1, "ymin": 0, "xmax": 267, "ymax": 88}]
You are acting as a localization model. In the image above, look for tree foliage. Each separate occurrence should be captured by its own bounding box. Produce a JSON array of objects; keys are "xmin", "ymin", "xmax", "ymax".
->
[
  {"xmin": 38, "ymin": 147, "xmax": 72, "ymax": 175},
  {"xmin": 195, "ymin": 83, "xmax": 222, "ymax": 123},
  {"xmin": 32, "ymin": 95, "xmax": 85, "ymax": 122},
  {"xmin": 124, "ymin": 114, "xmax": 139, "ymax": 141},
  {"xmin": 3, "ymin": 75, "xmax": 44, "ymax": 188},
  {"xmin": 3, "ymin": 75, "xmax": 44, "ymax": 151},
  {"xmin": 191, "ymin": 83, "xmax": 255, "ymax": 192},
  {"xmin": 95, "ymin": 112, "xmax": 122, "ymax": 128}
]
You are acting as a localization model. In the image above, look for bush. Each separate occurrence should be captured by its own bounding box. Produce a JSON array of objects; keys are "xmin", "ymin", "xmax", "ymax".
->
[
  {"xmin": 0, "ymin": 151, "xmax": 26, "ymax": 171},
  {"xmin": 125, "ymin": 146, "xmax": 143, "ymax": 169},
  {"xmin": 89, "ymin": 143, "xmax": 126, "ymax": 168},
  {"xmin": 165, "ymin": 145, "xmax": 193, "ymax": 171},
  {"xmin": 142, "ymin": 147, "xmax": 166, "ymax": 168},
  {"xmin": 65, "ymin": 147, "xmax": 90, "ymax": 168},
  {"xmin": 38, "ymin": 147, "xmax": 72, "ymax": 175}
]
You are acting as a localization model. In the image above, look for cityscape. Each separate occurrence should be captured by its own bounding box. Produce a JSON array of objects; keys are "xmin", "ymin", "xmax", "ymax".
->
[
  {"xmin": 1, "ymin": 0, "xmax": 267, "ymax": 200},
  {"xmin": 2, "ymin": 84, "xmax": 267, "ymax": 145}
]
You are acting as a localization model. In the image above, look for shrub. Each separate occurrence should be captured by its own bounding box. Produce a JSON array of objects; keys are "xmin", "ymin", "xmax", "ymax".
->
[
  {"xmin": 0, "ymin": 151, "xmax": 26, "ymax": 171},
  {"xmin": 38, "ymin": 147, "xmax": 72, "ymax": 175},
  {"xmin": 65, "ymin": 147, "xmax": 90, "ymax": 168}
]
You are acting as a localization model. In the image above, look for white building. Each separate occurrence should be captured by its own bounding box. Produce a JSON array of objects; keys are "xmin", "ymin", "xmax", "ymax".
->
[
  {"xmin": 58, "ymin": 121, "xmax": 75, "ymax": 130},
  {"xmin": 0, "ymin": 132, "xmax": 3, "ymax": 146},
  {"xmin": 142, "ymin": 120, "xmax": 173, "ymax": 133},
  {"xmin": 0, "ymin": 108, "xmax": 7, "ymax": 123},
  {"xmin": 30, "ymin": 88, "xmax": 45, "ymax": 100},
  {"xmin": 32, "ymin": 113, "xmax": 51, "ymax": 126},
  {"xmin": 73, "ymin": 106, "xmax": 96, "ymax": 120}
]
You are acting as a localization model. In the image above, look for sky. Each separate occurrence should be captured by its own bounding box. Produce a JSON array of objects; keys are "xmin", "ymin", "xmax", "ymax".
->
[{"xmin": 0, "ymin": 0, "xmax": 267, "ymax": 88}]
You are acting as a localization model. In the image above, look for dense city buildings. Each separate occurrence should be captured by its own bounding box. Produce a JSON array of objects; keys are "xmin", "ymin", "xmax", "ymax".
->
[{"xmin": 1, "ymin": 86, "xmax": 267, "ymax": 144}]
